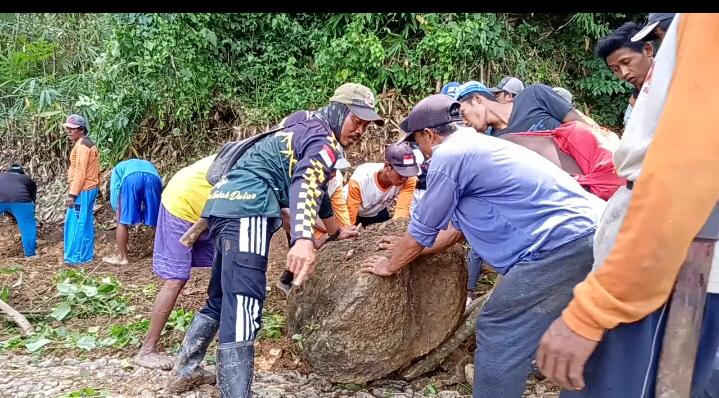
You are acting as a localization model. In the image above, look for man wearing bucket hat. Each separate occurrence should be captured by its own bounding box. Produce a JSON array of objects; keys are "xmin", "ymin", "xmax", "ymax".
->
[
  {"xmin": 167, "ymin": 83, "xmax": 382, "ymax": 397},
  {"xmin": 344, "ymin": 142, "xmax": 419, "ymax": 227},
  {"xmin": 361, "ymin": 94, "xmax": 604, "ymax": 398},
  {"xmin": 62, "ymin": 114, "xmax": 100, "ymax": 265},
  {"xmin": 0, "ymin": 164, "xmax": 37, "ymax": 257}
]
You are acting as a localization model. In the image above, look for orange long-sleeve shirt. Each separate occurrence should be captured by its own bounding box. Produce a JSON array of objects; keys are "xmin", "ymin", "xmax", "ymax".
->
[
  {"xmin": 346, "ymin": 164, "xmax": 417, "ymax": 225},
  {"xmin": 67, "ymin": 137, "xmax": 100, "ymax": 197},
  {"xmin": 562, "ymin": 13, "xmax": 719, "ymax": 341}
]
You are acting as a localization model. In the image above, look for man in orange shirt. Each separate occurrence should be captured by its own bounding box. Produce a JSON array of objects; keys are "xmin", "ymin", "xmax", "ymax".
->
[
  {"xmin": 536, "ymin": 14, "xmax": 719, "ymax": 397},
  {"xmin": 63, "ymin": 114, "xmax": 100, "ymax": 265},
  {"xmin": 344, "ymin": 143, "xmax": 419, "ymax": 227}
]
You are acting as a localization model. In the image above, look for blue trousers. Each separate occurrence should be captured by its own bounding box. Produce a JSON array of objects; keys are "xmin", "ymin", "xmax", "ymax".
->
[
  {"xmin": 118, "ymin": 172, "xmax": 162, "ymax": 226},
  {"xmin": 473, "ymin": 233, "xmax": 595, "ymax": 398},
  {"xmin": 467, "ymin": 249, "xmax": 483, "ymax": 291},
  {"xmin": 64, "ymin": 187, "xmax": 98, "ymax": 265},
  {"xmin": 702, "ymin": 349, "xmax": 719, "ymax": 398},
  {"xmin": 0, "ymin": 202, "xmax": 36, "ymax": 256},
  {"xmin": 199, "ymin": 216, "xmax": 278, "ymax": 344},
  {"xmin": 562, "ymin": 294, "xmax": 719, "ymax": 398}
]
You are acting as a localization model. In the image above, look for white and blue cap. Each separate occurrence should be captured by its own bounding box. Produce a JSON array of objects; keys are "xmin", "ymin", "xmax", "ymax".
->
[
  {"xmin": 453, "ymin": 81, "xmax": 495, "ymax": 101},
  {"xmin": 489, "ymin": 76, "xmax": 525, "ymax": 96}
]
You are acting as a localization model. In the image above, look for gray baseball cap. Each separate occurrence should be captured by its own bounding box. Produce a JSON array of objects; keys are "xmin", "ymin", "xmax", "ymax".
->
[
  {"xmin": 384, "ymin": 143, "xmax": 420, "ymax": 178},
  {"xmin": 399, "ymin": 94, "xmax": 463, "ymax": 142},
  {"xmin": 489, "ymin": 76, "xmax": 525, "ymax": 96},
  {"xmin": 329, "ymin": 83, "xmax": 385, "ymax": 126},
  {"xmin": 62, "ymin": 114, "xmax": 88, "ymax": 130},
  {"xmin": 632, "ymin": 13, "xmax": 676, "ymax": 42}
]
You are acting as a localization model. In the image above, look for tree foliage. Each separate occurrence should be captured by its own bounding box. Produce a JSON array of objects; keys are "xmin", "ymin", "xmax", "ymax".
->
[{"xmin": 1, "ymin": 13, "xmax": 641, "ymax": 174}]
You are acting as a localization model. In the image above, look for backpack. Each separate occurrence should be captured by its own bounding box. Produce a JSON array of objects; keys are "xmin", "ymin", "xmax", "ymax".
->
[{"xmin": 206, "ymin": 122, "xmax": 300, "ymax": 185}]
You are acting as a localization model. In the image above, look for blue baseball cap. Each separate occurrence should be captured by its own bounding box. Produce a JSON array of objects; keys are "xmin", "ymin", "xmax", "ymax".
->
[
  {"xmin": 453, "ymin": 81, "xmax": 494, "ymax": 101},
  {"xmin": 440, "ymin": 82, "xmax": 461, "ymax": 97}
]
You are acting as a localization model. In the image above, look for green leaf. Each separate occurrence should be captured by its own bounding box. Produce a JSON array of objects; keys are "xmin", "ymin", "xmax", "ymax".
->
[
  {"xmin": 75, "ymin": 335, "xmax": 97, "ymax": 351},
  {"xmin": 50, "ymin": 302, "xmax": 72, "ymax": 321},
  {"xmin": 0, "ymin": 286, "xmax": 8, "ymax": 302},
  {"xmin": 25, "ymin": 338, "xmax": 52, "ymax": 353}
]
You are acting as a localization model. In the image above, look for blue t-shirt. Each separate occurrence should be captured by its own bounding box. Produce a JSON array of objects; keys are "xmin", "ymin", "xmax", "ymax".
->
[
  {"xmin": 409, "ymin": 127, "xmax": 604, "ymax": 274},
  {"xmin": 110, "ymin": 159, "xmax": 161, "ymax": 210},
  {"xmin": 493, "ymin": 84, "xmax": 573, "ymax": 137}
]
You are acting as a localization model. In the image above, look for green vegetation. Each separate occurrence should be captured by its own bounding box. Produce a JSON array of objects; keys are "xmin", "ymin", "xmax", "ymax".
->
[
  {"xmin": 2, "ymin": 13, "xmax": 640, "ymax": 177},
  {"xmin": 0, "ymin": 268, "xmax": 193, "ymax": 355}
]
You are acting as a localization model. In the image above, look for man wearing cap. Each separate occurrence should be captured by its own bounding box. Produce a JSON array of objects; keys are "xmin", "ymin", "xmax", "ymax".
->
[
  {"xmin": 440, "ymin": 81, "xmax": 461, "ymax": 98},
  {"xmin": 104, "ymin": 158, "xmax": 163, "ymax": 266},
  {"xmin": 455, "ymin": 80, "xmax": 588, "ymax": 137},
  {"xmin": 362, "ymin": 94, "xmax": 604, "ymax": 398},
  {"xmin": 489, "ymin": 76, "xmax": 525, "ymax": 104},
  {"xmin": 0, "ymin": 164, "xmax": 37, "ymax": 257},
  {"xmin": 633, "ymin": 13, "xmax": 676, "ymax": 44},
  {"xmin": 167, "ymin": 83, "xmax": 381, "ymax": 397},
  {"xmin": 63, "ymin": 114, "xmax": 100, "ymax": 266},
  {"xmin": 344, "ymin": 143, "xmax": 419, "ymax": 227}
]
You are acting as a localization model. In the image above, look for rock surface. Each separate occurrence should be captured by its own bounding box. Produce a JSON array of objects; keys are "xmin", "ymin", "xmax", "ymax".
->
[{"xmin": 287, "ymin": 219, "xmax": 468, "ymax": 383}]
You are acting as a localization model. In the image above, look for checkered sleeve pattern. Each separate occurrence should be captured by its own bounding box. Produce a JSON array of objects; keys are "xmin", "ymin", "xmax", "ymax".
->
[{"xmin": 288, "ymin": 133, "xmax": 341, "ymax": 244}]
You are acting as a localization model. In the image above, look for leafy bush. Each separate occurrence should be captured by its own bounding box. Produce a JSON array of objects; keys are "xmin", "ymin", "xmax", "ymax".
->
[{"xmin": 50, "ymin": 269, "xmax": 131, "ymax": 321}]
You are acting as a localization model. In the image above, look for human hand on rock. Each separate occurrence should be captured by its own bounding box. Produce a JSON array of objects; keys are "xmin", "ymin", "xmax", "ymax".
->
[
  {"xmin": 338, "ymin": 225, "xmax": 359, "ymax": 241},
  {"xmin": 361, "ymin": 255, "xmax": 395, "ymax": 276},
  {"xmin": 377, "ymin": 235, "xmax": 401, "ymax": 250},
  {"xmin": 287, "ymin": 239, "xmax": 317, "ymax": 286}
]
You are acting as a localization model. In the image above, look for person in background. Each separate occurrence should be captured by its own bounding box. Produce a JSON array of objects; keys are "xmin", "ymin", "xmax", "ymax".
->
[
  {"xmin": 595, "ymin": 22, "xmax": 655, "ymax": 128},
  {"xmin": 63, "ymin": 114, "xmax": 99, "ymax": 266},
  {"xmin": 631, "ymin": 13, "xmax": 676, "ymax": 45},
  {"xmin": 362, "ymin": 94, "xmax": 604, "ymax": 398},
  {"xmin": 0, "ymin": 164, "xmax": 37, "ymax": 257},
  {"xmin": 134, "ymin": 155, "xmax": 216, "ymax": 370},
  {"xmin": 455, "ymin": 81, "xmax": 588, "ymax": 137},
  {"xmin": 345, "ymin": 143, "xmax": 419, "ymax": 227},
  {"xmin": 103, "ymin": 159, "xmax": 162, "ymax": 266},
  {"xmin": 488, "ymin": 76, "xmax": 525, "ymax": 104},
  {"xmin": 536, "ymin": 14, "xmax": 719, "ymax": 397}
]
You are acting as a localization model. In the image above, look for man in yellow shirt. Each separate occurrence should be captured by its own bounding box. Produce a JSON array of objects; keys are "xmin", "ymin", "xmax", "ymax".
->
[
  {"xmin": 345, "ymin": 143, "xmax": 419, "ymax": 227},
  {"xmin": 134, "ymin": 154, "xmax": 215, "ymax": 370}
]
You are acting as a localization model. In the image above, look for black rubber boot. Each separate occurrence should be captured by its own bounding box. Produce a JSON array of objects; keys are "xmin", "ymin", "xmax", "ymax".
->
[
  {"xmin": 166, "ymin": 312, "xmax": 220, "ymax": 393},
  {"xmin": 216, "ymin": 340, "xmax": 255, "ymax": 398}
]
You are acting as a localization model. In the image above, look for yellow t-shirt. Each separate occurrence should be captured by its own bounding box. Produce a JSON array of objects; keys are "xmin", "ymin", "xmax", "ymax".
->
[{"xmin": 161, "ymin": 154, "xmax": 216, "ymax": 223}]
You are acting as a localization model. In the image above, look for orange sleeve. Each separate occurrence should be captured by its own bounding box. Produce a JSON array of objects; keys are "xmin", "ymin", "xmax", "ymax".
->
[
  {"xmin": 346, "ymin": 179, "xmax": 362, "ymax": 226},
  {"xmin": 70, "ymin": 144, "xmax": 90, "ymax": 196},
  {"xmin": 330, "ymin": 187, "xmax": 351, "ymax": 228},
  {"xmin": 392, "ymin": 177, "xmax": 417, "ymax": 219},
  {"xmin": 562, "ymin": 13, "xmax": 719, "ymax": 341}
]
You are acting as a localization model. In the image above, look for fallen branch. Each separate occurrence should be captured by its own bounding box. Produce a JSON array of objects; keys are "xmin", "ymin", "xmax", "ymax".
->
[
  {"xmin": 0, "ymin": 298, "xmax": 33, "ymax": 336},
  {"xmin": 400, "ymin": 290, "xmax": 492, "ymax": 380}
]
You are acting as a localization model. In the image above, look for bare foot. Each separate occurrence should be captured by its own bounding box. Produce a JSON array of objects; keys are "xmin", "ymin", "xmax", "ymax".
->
[
  {"xmin": 134, "ymin": 351, "xmax": 174, "ymax": 370},
  {"xmin": 103, "ymin": 255, "xmax": 129, "ymax": 266}
]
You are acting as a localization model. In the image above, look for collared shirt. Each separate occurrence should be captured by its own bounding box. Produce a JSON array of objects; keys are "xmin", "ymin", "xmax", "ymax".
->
[
  {"xmin": 409, "ymin": 127, "xmax": 604, "ymax": 273},
  {"xmin": 110, "ymin": 159, "xmax": 161, "ymax": 211}
]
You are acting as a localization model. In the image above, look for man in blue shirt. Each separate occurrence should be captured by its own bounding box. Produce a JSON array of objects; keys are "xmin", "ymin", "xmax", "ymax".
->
[
  {"xmin": 362, "ymin": 94, "xmax": 604, "ymax": 398},
  {"xmin": 0, "ymin": 164, "xmax": 37, "ymax": 257},
  {"xmin": 103, "ymin": 159, "xmax": 162, "ymax": 266}
]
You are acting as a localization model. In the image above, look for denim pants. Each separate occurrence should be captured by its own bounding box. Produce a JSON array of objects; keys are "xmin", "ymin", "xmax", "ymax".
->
[
  {"xmin": 467, "ymin": 249, "xmax": 483, "ymax": 291},
  {"xmin": 0, "ymin": 201, "xmax": 36, "ymax": 256},
  {"xmin": 473, "ymin": 232, "xmax": 595, "ymax": 398}
]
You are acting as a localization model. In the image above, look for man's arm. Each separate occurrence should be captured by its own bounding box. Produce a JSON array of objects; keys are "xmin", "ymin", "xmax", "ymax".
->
[
  {"xmin": 109, "ymin": 165, "xmax": 122, "ymax": 211},
  {"xmin": 346, "ymin": 179, "xmax": 362, "ymax": 226},
  {"xmin": 330, "ymin": 186, "xmax": 351, "ymax": 228},
  {"xmin": 392, "ymin": 177, "xmax": 417, "ymax": 219}
]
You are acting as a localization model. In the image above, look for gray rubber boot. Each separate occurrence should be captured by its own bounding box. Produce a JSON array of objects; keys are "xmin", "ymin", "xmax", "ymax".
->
[
  {"xmin": 216, "ymin": 340, "xmax": 255, "ymax": 398},
  {"xmin": 166, "ymin": 312, "xmax": 220, "ymax": 393}
]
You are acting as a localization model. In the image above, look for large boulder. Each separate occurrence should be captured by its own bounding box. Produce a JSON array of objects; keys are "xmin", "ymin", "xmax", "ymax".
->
[{"xmin": 286, "ymin": 219, "xmax": 467, "ymax": 383}]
